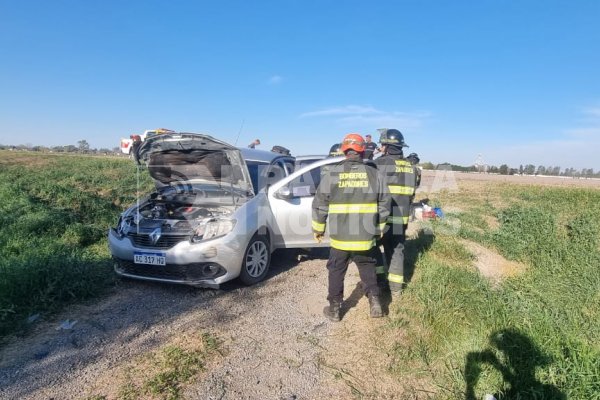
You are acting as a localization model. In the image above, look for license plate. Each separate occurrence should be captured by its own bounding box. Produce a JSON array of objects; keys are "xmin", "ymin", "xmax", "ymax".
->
[{"xmin": 134, "ymin": 252, "xmax": 166, "ymax": 266}]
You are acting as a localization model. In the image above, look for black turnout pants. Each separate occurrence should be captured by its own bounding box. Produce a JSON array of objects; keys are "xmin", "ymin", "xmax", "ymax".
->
[
  {"xmin": 326, "ymin": 247, "xmax": 380, "ymax": 303},
  {"xmin": 382, "ymin": 223, "xmax": 408, "ymax": 292}
]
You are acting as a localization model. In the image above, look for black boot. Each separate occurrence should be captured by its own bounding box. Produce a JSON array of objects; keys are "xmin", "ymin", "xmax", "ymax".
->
[
  {"xmin": 368, "ymin": 294, "xmax": 383, "ymax": 318},
  {"xmin": 377, "ymin": 277, "xmax": 390, "ymax": 292},
  {"xmin": 390, "ymin": 283, "xmax": 405, "ymax": 300},
  {"xmin": 323, "ymin": 301, "xmax": 341, "ymax": 322}
]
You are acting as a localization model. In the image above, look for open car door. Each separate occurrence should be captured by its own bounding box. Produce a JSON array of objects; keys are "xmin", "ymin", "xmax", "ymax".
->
[{"xmin": 267, "ymin": 158, "xmax": 336, "ymax": 248}]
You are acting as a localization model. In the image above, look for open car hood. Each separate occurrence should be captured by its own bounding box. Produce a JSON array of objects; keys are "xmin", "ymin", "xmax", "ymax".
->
[{"xmin": 136, "ymin": 132, "xmax": 253, "ymax": 194}]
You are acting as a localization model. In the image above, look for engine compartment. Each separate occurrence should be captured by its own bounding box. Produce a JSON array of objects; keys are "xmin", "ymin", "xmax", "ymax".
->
[{"xmin": 119, "ymin": 191, "xmax": 234, "ymax": 236}]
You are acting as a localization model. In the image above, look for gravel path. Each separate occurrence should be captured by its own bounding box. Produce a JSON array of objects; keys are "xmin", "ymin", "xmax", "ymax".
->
[{"xmin": 0, "ymin": 250, "xmax": 404, "ymax": 400}]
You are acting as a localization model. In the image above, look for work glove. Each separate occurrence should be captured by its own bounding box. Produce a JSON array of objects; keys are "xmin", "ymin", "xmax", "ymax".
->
[{"xmin": 314, "ymin": 232, "xmax": 324, "ymax": 243}]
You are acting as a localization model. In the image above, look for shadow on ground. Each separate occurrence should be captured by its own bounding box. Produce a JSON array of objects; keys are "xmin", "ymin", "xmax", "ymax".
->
[
  {"xmin": 404, "ymin": 228, "xmax": 435, "ymax": 284},
  {"xmin": 220, "ymin": 247, "xmax": 330, "ymax": 291},
  {"xmin": 465, "ymin": 328, "xmax": 565, "ymax": 400},
  {"xmin": 378, "ymin": 229, "xmax": 436, "ymax": 314}
]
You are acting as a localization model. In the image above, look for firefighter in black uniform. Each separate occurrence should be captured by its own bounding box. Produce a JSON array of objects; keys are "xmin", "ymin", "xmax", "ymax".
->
[
  {"xmin": 312, "ymin": 133, "xmax": 391, "ymax": 321},
  {"xmin": 375, "ymin": 129, "xmax": 417, "ymax": 296},
  {"xmin": 406, "ymin": 153, "xmax": 421, "ymax": 186},
  {"xmin": 328, "ymin": 143, "xmax": 343, "ymax": 157},
  {"xmin": 364, "ymin": 134, "xmax": 379, "ymax": 160},
  {"xmin": 406, "ymin": 152, "xmax": 422, "ymax": 204}
]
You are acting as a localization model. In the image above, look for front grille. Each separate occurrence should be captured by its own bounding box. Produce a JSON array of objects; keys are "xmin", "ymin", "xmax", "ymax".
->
[
  {"xmin": 126, "ymin": 232, "xmax": 189, "ymax": 249},
  {"xmin": 115, "ymin": 259, "xmax": 225, "ymax": 281}
]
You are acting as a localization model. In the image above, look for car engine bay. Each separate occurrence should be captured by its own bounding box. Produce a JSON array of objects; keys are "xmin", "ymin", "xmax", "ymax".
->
[{"xmin": 117, "ymin": 190, "xmax": 234, "ymax": 238}]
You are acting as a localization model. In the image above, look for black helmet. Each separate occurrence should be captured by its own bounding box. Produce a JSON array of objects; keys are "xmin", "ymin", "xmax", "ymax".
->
[
  {"xmin": 328, "ymin": 143, "xmax": 343, "ymax": 157},
  {"xmin": 406, "ymin": 152, "xmax": 420, "ymax": 165},
  {"xmin": 378, "ymin": 128, "xmax": 408, "ymax": 148}
]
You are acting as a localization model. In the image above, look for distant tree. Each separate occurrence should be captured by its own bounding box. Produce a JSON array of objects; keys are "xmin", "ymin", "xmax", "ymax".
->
[
  {"xmin": 552, "ymin": 166, "xmax": 560, "ymax": 176},
  {"xmin": 77, "ymin": 140, "xmax": 90, "ymax": 153},
  {"xmin": 519, "ymin": 164, "xmax": 524, "ymax": 175},
  {"xmin": 509, "ymin": 168, "xmax": 518, "ymax": 175},
  {"xmin": 536, "ymin": 165, "xmax": 546, "ymax": 175},
  {"xmin": 499, "ymin": 164, "xmax": 509, "ymax": 175},
  {"xmin": 489, "ymin": 165, "xmax": 499, "ymax": 173},
  {"xmin": 65, "ymin": 145, "xmax": 78, "ymax": 153},
  {"xmin": 524, "ymin": 164, "xmax": 536, "ymax": 175},
  {"xmin": 112, "ymin": 146, "xmax": 120, "ymax": 154},
  {"xmin": 436, "ymin": 163, "xmax": 478, "ymax": 172},
  {"xmin": 421, "ymin": 161, "xmax": 435, "ymax": 170},
  {"xmin": 563, "ymin": 167, "xmax": 580, "ymax": 177}
]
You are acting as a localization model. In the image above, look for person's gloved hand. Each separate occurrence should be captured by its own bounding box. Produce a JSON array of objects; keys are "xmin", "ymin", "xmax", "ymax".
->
[{"xmin": 314, "ymin": 233, "xmax": 324, "ymax": 243}]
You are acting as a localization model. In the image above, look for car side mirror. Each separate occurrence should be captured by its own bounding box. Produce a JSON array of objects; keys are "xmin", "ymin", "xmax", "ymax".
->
[{"xmin": 275, "ymin": 186, "xmax": 293, "ymax": 200}]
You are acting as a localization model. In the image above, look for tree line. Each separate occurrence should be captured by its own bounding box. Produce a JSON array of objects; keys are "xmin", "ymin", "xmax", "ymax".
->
[
  {"xmin": 2, "ymin": 142, "xmax": 598, "ymax": 178},
  {"xmin": 0, "ymin": 140, "xmax": 123, "ymax": 155},
  {"xmin": 422, "ymin": 162, "xmax": 599, "ymax": 178}
]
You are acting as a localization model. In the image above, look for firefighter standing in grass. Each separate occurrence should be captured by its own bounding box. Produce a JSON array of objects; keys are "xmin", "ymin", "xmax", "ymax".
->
[
  {"xmin": 312, "ymin": 133, "xmax": 391, "ymax": 321},
  {"xmin": 375, "ymin": 128, "xmax": 417, "ymax": 296}
]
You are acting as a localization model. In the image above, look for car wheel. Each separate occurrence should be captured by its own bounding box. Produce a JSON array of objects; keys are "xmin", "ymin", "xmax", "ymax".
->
[{"xmin": 239, "ymin": 234, "xmax": 271, "ymax": 285}]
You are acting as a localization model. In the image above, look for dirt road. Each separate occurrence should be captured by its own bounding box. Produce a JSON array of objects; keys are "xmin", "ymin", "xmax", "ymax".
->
[{"xmin": 0, "ymin": 250, "xmax": 406, "ymax": 400}]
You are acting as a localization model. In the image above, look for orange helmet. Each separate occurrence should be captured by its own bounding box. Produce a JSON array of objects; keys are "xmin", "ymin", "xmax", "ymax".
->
[{"xmin": 340, "ymin": 133, "xmax": 366, "ymax": 154}]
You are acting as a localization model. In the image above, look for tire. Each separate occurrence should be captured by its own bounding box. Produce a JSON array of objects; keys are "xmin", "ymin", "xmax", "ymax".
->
[{"xmin": 239, "ymin": 233, "xmax": 271, "ymax": 285}]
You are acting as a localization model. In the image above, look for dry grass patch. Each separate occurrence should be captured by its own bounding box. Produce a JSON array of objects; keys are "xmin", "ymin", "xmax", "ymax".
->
[
  {"xmin": 482, "ymin": 214, "xmax": 500, "ymax": 230},
  {"xmin": 461, "ymin": 240, "xmax": 526, "ymax": 286},
  {"xmin": 87, "ymin": 331, "xmax": 222, "ymax": 400},
  {"xmin": 0, "ymin": 152, "xmax": 57, "ymax": 167}
]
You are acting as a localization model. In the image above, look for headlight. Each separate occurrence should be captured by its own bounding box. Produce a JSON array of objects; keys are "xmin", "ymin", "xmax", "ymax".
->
[
  {"xmin": 116, "ymin": 215, "xmax": 133, "ymax": 237},
  {"xmin": 191, "ymin": 218, "xmax": 236, "ymax": 243},
  {"xmin": 115, "ymin": 216, "xmax": 125, "ymax": 237}
]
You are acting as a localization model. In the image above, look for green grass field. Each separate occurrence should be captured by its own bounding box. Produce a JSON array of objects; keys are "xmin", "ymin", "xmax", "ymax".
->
[
  {"xmin": 0, "ymin": 151, "xmax": 152, "ymax": 338},
  {"xmin": 390, "ymin": 182, "xmax": 600, "ymax": 399}
]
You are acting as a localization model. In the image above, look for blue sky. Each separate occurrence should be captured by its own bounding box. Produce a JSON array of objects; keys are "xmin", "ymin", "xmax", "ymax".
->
[{"xmin": 1, "ymin": 0, "xmax": 599, "ymax": 169}]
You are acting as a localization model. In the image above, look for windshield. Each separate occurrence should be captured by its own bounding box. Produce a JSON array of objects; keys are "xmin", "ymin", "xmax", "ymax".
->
[
  {"xmin": 246, "ymin": 160, "xmax": 269, "ymax": 194},
  {"xmin": 154, "ymin": 182, "xmax": 250, "ymax": 204}
]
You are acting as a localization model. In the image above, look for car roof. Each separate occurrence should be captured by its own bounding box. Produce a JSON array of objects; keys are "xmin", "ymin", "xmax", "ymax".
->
[
  {"xmin": 239, "ymin": 147, "xmax": 295, "ymax": 163},
  {"xmin": 295, "ymin": 155, "xmax": 327, "ymax": 162}
]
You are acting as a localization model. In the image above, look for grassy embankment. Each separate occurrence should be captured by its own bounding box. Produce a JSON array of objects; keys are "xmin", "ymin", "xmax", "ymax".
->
[
  {"xmin": 0, "ymin": 151, "xmax": 152, "ymax": 338},
  {"xmin": 389, "ymin": 181, "xmax": 600, "ymax": 399}
]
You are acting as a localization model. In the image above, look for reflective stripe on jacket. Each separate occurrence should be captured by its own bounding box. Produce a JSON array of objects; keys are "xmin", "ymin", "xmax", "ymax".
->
[
  {"xmin": 374, "ymin": 155, "xmax": 417, "ymax": 224},
  {"xmin": 312, "ymin": 158, "xmax": 391, "ymax": 251}
]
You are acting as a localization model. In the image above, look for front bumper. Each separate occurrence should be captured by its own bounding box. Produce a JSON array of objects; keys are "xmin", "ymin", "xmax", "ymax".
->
[
  {"xmin": 108, "ymin": 228, "xmax": 246, "ymax": 287},
  {"xmin": 113, "ymin": 258, "xmax": 226, "ymax": 289}
]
